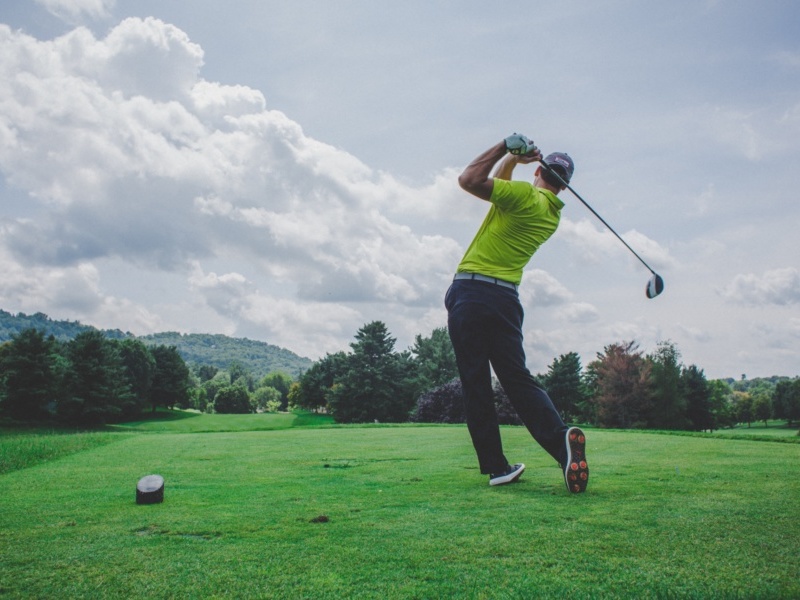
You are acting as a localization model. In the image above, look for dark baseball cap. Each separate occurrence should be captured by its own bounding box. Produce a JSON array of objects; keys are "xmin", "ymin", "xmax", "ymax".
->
[{"xmin": 542, "ymin": 152, "xmax": 575, "ymax": 183}]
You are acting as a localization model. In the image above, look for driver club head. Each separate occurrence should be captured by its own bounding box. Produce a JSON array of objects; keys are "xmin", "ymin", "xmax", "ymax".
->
[{"xmin": 646, "ymin": 273, "xmax": 665, "ymax": 299}]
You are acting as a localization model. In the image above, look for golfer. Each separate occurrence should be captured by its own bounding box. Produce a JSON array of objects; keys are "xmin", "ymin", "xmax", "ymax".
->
[{"xmin": 445, "ymin": 133, "xmax": 589, "ymax": 492}]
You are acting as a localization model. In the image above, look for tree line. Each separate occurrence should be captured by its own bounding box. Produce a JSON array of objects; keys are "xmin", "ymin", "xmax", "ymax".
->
[
  {"xmin": 0, "ymin": 328, "xmax": 299, "ymax": 425},
  {"xmin": 290, "ymin": 322, "xmax": 800, "ymax": 431},
  {"xmin": 0, "ymin": 329, "xmax": 191, "ymax": 424},
  {"xmin": 3, "ymin": 322, "xmax": 799, "ymax": 430}
]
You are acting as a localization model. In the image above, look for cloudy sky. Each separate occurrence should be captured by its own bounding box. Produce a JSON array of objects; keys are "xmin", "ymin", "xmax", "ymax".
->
[{"xmin": 1, "ymin": 0, "xmax": 798, "ymax": 379}]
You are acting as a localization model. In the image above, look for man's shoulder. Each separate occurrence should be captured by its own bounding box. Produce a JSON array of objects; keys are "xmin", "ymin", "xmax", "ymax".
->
[
  {"xmin": 491, "ymin": 179, "xmax": 559, "ymax": 211},
  {"xmin": 490, "ymin": 178, "xmax": 536, "ymax": 202}
]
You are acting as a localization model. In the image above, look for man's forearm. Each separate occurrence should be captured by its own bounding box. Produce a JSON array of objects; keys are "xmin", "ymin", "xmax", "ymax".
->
[
  {"xmin": 493, "ymin": 154, "xmax": 520, "ymax": 181},
  {"xmin": 457, "ymin": 141, "xmax": 507, "ymax": 200}
]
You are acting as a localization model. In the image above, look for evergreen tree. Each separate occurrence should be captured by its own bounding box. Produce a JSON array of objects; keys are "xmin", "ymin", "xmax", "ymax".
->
[
  {"xmin": 150, "ymin": 345, "xmax": 191, "ymax": 412},
  {"xmin": 327, "ymin": 322, "xmax": 416, "ymax": 423},
  {"xmin": 59, "ymin": 330, "xmax": 132, "ymax": 425},
  {"xmin": 117, "ymin": 338, "xmax": 156, "ymax": 418},
  {"xmin": 409, "ymin": 327, "xmax": 459, "ymax": 399},
  {"xmin": 683, "ymin": 365, "xmax": 714, "ymax": 431},
  {"xmin": 646, "ymin": 341, "xmax": 688, "ymax": 429},
  {"xmin": 542, "ymin": 352, "xmax": 587, "ymax": 423},
  {"xmin": 0, "ymin": 329, "xmax": 60, "ymax": 421}
]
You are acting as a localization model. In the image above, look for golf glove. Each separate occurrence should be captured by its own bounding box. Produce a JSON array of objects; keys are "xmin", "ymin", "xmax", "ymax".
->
[{"xmin": 504, "ymin": 133, "xmax": 537, "ymax": 155}]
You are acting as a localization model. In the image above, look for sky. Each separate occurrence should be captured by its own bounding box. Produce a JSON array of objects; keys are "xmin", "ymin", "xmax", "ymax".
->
[{"xmin": 0, "ymin": 0, "xmax": 798, "ymax": 380}]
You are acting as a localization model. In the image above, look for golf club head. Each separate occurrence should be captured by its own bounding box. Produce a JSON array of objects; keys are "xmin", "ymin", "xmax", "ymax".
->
[{"xmin": 646, "ymin": 273, "xmax": 664, "ymax": 299}]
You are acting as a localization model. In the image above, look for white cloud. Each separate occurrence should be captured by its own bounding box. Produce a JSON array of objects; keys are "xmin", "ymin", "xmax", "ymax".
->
[
  {"xmin": 0, "ymin": 18, "xmax": 470, "ymax": 357},
  {"xmin": 0, "ymin": 243, "xmax": 163, "ymax": 332},
  {"xmin": 34, "ymin": 0, "xmax": 115, "ymax": 23},
  {"xmin": 519, "ymin": 269, "xmax": 573, "ymax": 307},
  {"xmin": 720, "ymin": 268, "xmax": 800, "ymax": 306},
  {"xmin": 556, "ymin": 218, "xmax": 674, "ymax": 273},
  {"xmin": 188, "ymin": 262, "xmax": 362, "ymax": 357},
  {"xmin": 1, "ymin": 3, "xmax": 799, "ymax": 379}
]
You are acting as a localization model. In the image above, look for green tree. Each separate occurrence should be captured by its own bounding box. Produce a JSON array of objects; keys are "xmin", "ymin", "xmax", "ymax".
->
[
  {"xmin": 228, "ymin": 361, "xmax": 255, "ymax": 391},
  {"xmin": 59, "ymin": 330, "xmax": 132, "ymax": 425},
  {"xmin": 292, "ymin": 352, "xmax": 347, "ymax": 412},
  {"xmin": 733, "ymin": 391, "xmax": 754, "ymax": 427},
  {"xmin": 195, "ymin": 364, "xmax": 219, "ymax": 383},
  {"xmin": 201, "ymin": 371, "xmax": 229, "ymax": 407},
  {"xmin": 253, "ymin": 385, "xmax": 282, "ymax": 412},
  {"xmin": 150, "ymin": 345, "xmax": 191, "ymax": 412},
  {"xmin": 683, "ymin": 365, "xmax": 714, "ymax": 431},
  {"xmin": 752, "ymin": 391, "xmax": 772, "ymax": 426},
  {"xmin": 327, "ymin": 322, "xmax": 415, "ymax": 423},
  {"xmin": 541, "ymin": 352, "xmax": 587, "ymax": 423},
  {"xmin": 259, "ymin": 372, "xmax": 293, "ymax": 411},
  {"xmin": 409, "ymin": 327, "xmax": 459, "ymax": 399},
  {"xmin": 193, "ymin": 386, "xmax": 210, "ymax": 412},
  {"xmin": 214, "ymin": 384, "xmax": 253, "ymax": 414},
  {"xmin": 646, "ymin": 341, "xmax": 688, "ymax": 429},
  {"xmin": 707, "ymin": 379, "xmax": 735, "ymax": 428},
  {"xmin": 117, "ymin": 338, "xmax": 156, "ymax": 418},
  {"xmin": 0, "ymin": 329, "xmax": 60, "ymax": 421},
  {"xmin": 773, "ymin": 379, "xmax": 800, "ymax": 426}
]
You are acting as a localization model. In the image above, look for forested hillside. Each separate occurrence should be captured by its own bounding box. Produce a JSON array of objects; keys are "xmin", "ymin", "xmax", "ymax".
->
[
  {"xmin": 139, "ymin": 332, "xmax": 311, "ymax": 378},
  {"xmin": 0, "ymin": 310, "xmax": 311, "ymax": 378}
]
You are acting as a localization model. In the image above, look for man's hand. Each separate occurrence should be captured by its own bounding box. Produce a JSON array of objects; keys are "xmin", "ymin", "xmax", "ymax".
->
[{"xmin": 504, "ymin": 133, "xmax": 538, "ymax": 156}]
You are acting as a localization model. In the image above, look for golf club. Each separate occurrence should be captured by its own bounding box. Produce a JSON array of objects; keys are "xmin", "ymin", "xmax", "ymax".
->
[{"xmin": 538, "ymin": 158, "xmax": 665, "ymax": 299}]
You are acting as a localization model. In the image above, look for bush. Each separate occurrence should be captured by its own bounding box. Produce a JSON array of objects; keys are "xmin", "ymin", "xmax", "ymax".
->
[
  {"xmin": 412, "ymin": 378, "xmax": 522, "ymax": 425},
  {"xmin": 412, "ymin": 378, "xmax": 465, "ymax": 423},
  {"xmin": 214, "ymin": 385, "xmax": 253, "ymax": 414},
  {"xmin": 492, "ymin": 382, "xmax": 523, "ymax": 426}
]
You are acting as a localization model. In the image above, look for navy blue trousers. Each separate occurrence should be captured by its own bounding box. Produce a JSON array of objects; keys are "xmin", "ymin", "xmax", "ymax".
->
[{"xmin": 445, "ymin": 279, "xmax": 567, "ymax": 474}]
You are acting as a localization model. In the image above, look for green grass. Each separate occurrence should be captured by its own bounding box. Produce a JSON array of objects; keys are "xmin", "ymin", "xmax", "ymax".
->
[
  {"xmin": 0, "ymin": 429, "xmax": 129, "ymax": 475},
  {"xmin": 109, "ymin": 409, "xmax": 334, "ymax": 433},
  {"xmin": 712, "ymin": 421, "xmax": 799, "ymax": 439},
  {"xmin": 1, "ymin": 414, "xmax": 798, "ymax": 599}
]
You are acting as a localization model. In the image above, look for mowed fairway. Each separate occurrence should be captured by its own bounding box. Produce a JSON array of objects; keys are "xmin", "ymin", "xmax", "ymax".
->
[{"xmin": 1, "ymin": 417, "xmax": 798, "ymax": 599}]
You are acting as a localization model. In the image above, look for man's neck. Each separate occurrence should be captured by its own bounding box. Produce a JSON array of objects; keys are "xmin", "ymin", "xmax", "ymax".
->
[{"xmin": 534, "ymin": 176, "xmax": 562, "ymax": 196}]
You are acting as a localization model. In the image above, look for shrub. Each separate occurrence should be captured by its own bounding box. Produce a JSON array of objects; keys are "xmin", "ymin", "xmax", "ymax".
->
[{"xmin": 412, "ymin": 378, "xmax": 522, "ymax": 425}]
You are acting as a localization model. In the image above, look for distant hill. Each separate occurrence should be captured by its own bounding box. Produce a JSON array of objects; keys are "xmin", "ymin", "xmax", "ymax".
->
[
  {"xmin": 138, "ymin": 332, "xmax": 312, "ymax": 378},
  {"xmin": 0, "ymin": 309, "xmax": 313, "ymax": 378}
]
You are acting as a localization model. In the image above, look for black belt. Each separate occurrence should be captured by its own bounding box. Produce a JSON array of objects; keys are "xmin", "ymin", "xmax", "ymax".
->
[{"xmin": 453, "ymin": 272, "xmax": 518, "ymax": 291}]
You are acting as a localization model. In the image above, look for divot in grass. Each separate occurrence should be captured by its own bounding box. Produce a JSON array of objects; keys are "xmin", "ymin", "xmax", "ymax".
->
[{"xmin": 309, "ymin": 515, "xmax": 330, "ymax": 523}]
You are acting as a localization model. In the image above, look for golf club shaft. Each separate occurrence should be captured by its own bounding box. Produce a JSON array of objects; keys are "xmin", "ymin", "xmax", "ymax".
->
[{"xmin": 538, "ymin": 160, "xmax": 657, "ymax": 276}]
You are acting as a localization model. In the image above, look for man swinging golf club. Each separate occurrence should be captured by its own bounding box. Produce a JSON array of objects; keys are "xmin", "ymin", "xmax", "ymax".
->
[{"xmin": 445, "ymin": 133, "xmax": 589, "ymax": 492}]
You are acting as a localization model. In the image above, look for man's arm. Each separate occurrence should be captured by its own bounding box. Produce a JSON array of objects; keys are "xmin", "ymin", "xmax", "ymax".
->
[
  {"xmin": 458, "ymin": 136, "xmax": 542, "ymax": 201},
  {"xmin": 493, "ymin": 153, "xmax": 521, "ymax": 181},
  {"xmin": 457, "ymin": 141, "xmax": 507, "ymax": 201}
]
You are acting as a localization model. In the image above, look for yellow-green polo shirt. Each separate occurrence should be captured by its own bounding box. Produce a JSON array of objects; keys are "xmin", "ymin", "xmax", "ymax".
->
[{"xmin": 456, "ymin": 178, "xmax": 564, "ymax": 285}]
